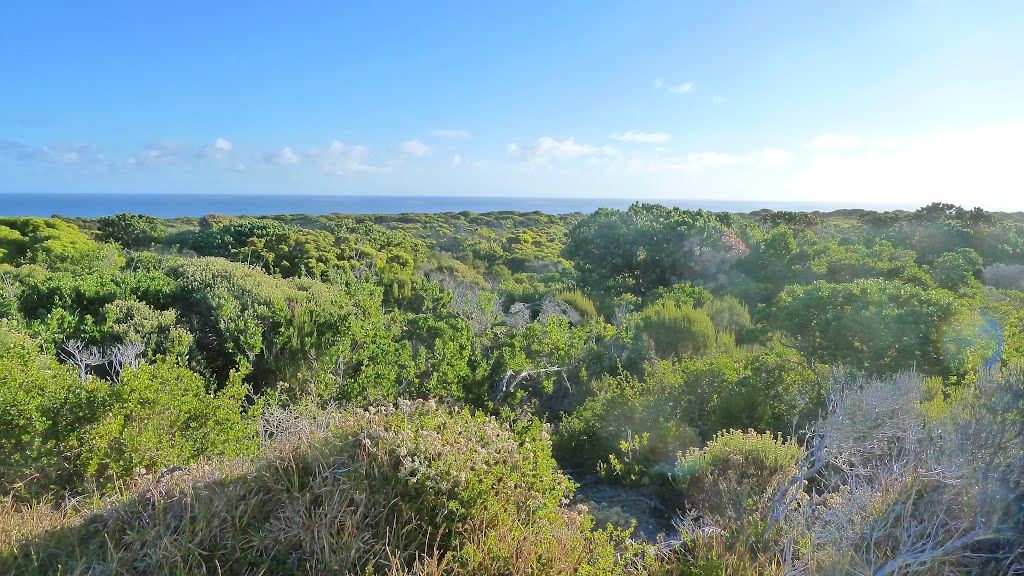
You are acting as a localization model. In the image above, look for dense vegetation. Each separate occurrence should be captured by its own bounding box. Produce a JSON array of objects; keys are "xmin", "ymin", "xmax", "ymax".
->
[{"xmin": 1, "ymin": 203, "xmax": 1022, "ymax": 574}]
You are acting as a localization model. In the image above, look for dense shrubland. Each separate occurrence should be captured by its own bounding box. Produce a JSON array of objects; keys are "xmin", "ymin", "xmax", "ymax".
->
[{"xmin": 2, "ymin": 203, "xmax": 1023, "ymax": 574}]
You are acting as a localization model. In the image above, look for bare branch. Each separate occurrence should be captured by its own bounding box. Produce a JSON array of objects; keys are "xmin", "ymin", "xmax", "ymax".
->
[{"xmin": 490, "ymin": 366, "xmax": 563, "ymax": 402}]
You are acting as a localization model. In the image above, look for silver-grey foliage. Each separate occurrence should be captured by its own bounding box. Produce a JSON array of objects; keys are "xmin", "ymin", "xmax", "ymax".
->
[
  {"xmin": 982, "ymin": 264, "xmax": 1024, "ymax": 291},
  {"xmin": 427, "ymin": 272, "xmax": 503, "ymax": 335},
  {"xmin": 769, "ymin": 370, "xmax": 1023, "ymax": 575}
]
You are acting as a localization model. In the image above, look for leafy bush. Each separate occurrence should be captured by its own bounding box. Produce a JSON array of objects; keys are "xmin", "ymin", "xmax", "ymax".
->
[
  {"xmin": 556, "ymin": 367, "xmax": 701, "ymax": 485},
  {"xmin": 81, "ymin": 360, "xmax": 260, "ymax": 485},
  {"xmin": 0, "ymin": 324, "xmax": 105, "ymax": 498},
  {"xmin": 0, "ymin": 322, "xmax": 259, "ymax": 499},
  {"xmin": 97, "ymin": 213, "xmax": 168, "ymax": 248},
  {"xmin": 713, "ymin": 346, "xmax": 821, "ymax": 435},
  {"xmin": 557, "ymin": 351, "xmax": 818, "ymax": 484},
  {"xmin": 100, "ymin": 299, "xmax": 193, "ymax": 360},
  {"xmin": 929, "ymin": 248, "xmax": 983, "ymax": 294},
  {"xmin": 765, "ymin": 279, "xmax": 961, "ymax": 375},
  {"xmin": 700, "ymin": 295, "xmax": 752, "ymax": 337},
  {"xmin": 166, "ymin": 257, "xmax": 414, "ymax": 396},
  {"xmin": 563, "ymin": 203, "xmax": 741, "ymax": 297}
]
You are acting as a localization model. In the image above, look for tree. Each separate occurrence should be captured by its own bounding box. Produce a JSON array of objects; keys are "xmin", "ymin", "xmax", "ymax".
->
[
  {"xmin": 765, "ymin": 279, "xmax": 961, "ymax": 375},
  {"xmin": 563, "ymin": 203, "xmax": 744, "ymax": 297},
  {"xmin": 929, "ymin": 248, "xmax": 983, "ymax": 294}
]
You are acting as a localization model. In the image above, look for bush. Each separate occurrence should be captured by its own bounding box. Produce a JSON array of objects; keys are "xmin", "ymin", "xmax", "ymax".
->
[
  {"xmin": 765, "ymin": 279, "xmax": 961, "ymax": 375},
  {"xmin": 2, "ymin": 401, "xmax": 636, "ymax": 575},
  {"xmin": 556, "ymin": 351, "xmax": 818, "ymax": 484},
  {"xmin": 929, "ymin": 248, "xmax": 983, "ymax": 294},
  {"xmin": 712, "ymin": 346, "xmax": 820, "ymax": 435},
  {"xmin": 700, "ymin": 295, "xmax": 752, "ymax": 337},
  {"xmin": 81, "ymin": 360, "xmax": 260, "ymax": 485},
  {"xmin": 100, "ymin": 299, "xmax": 193, "ymax": 360},
  {"xmin": 636, "ymin": 301, "xmax": 717, "ymax": 360},
  {"xmin": 556, "ymin": 290, "xmax": 599, "ymax": 321},
  {"xmin": 165, "ymin": 257, "xmax": 414, "ymax": 397},
  {"xmin": 97, "ymin": 213, "xmax": 168, "ymax": 248},
  {"xmin": 555, "ymin": 367, "xmax": 702, "ymax": 485},
  {"xmin": 673, "ymin": 430, "xmax": 801, "ymax": 528},
  {"xmin": 0, "ymin": 324, "xmax": 105, "ymax": 498}
]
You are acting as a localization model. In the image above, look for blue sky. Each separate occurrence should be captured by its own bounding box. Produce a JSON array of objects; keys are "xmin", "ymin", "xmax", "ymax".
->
[{"xmin": 2, "ymin": 1, "xmax": 1023, "ymax": 209}]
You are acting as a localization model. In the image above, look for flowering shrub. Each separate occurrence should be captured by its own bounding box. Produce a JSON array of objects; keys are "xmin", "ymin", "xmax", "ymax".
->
[{"xmin": 673, "ymin": 430, "xmax": 801, "ymax": 528}]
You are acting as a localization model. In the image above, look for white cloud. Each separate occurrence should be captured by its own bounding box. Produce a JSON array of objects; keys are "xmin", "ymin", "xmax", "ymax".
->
[
  {"xmin": 670, "ymin": 82, "xmax": 695, "ymax": 95},
  {"xmin": 432, "ymin": 129, "xmax": 470, "ymax": 139},
  {"xmin": 790, "ymin": 123, "xmax": 1024, "ymax": 209},
  {"xmin": 756, "ymin": 148, "xmax": 794, "ymax": 167},
  {"xmin": 394, "ymin": 139, "xmax": 430, "ymax": 158},
  {"xmin": 15, "ymin": 143, "xmax": 103, "ymax": 165},
  {"xmin": 689, "ymin": 148, "xmax": 791, "ymax": 168},
  {"xmin": 452, "ymin": 154, "xmax": 463, "ymax": 167},
  {"xmin": 687, "ymin": 152, "xmax": 742, "ymax": 167},
  {"xmin": 806, "ymin": 133, "xmax": 863, "ymax": 151},
  {"xmin": 127, "ymin": 140, "xmax": 190, "ymax": 167},
  {"xmin": 508, "ymin": 136, "xmax": 616, "ymax": 165},
  {"xmin": 610, "ymin": 131, "xmax": 670, "ymax": 144},
  {"xmin": 307, "ymin": 140, "xmax": 370, "ymax": 173},
  {"xmin": 654, "ymin": 77, "xmax": 665, "ymax": 89},
  {"xmin": 609, "ymin": 147, "xmax": 792, "ymax": 173},
  {"xmin": 200, "ymin": 137, "xmax": 233, "ymax": 161},
  {"xmin": 260, "ymin": 146, "xmax": 302, "ymax": 167}
]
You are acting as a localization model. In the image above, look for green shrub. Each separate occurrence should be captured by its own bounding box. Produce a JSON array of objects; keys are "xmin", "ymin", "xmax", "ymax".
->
[
  {"xmin": 556, "ymin": 368, "xmax": 701, "ymax": 485},
  {"xmin": 673, "ymin": 429, "xmax": 801, "ymax": 528},
  {"xmin": 0, "ymin": 324, "xmax": 257, "ymax": 499},
  {"xmin": 711, "ymin": 346, "xmax": 820, "ymax": 435},
  {"xmin": 0, "ymin": 324, "xmax": 105, "ymax": 498},
  {"xmin": 101, "ymin": 299, "xmax": 193, "ymax": 360},
  {"xmin": 82, "ymin": 360, "xmax": 260, "ymax": 484},
  {"xmin": 556, "ymin": 289, "xmax": 599, "ymax": 321},
  {"xmin": 700, "ymin": 295, "xmax": 752, "ymax": 336},
  {"xmin": 556, "ymin": 350, "xmax": 818, "ymax": 484},
  {"xmin": 765, "ymin": 279, "xmax": 961, "ymax": 375},
  {"xmin": 636, "ymin": 300, "xmax": 716, "ymax": 360},
  {"xmin": 166, "ymin": 257, "xmax": 415, "ymax": 397},
  {"xmin": 97, "ymin": 213, "xmax": 168, "ymax": 249}
]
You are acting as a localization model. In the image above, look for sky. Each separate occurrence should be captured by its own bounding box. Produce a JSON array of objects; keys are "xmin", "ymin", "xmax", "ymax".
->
[{"xmin": 2, "ymin": 1, "xmax": 1023, "ymax": 209}]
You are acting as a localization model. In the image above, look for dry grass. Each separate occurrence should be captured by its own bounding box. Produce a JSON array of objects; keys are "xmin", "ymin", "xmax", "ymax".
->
[{"xmin": 1, "ymin": 400, "xmax": 641, "ymax": 575}]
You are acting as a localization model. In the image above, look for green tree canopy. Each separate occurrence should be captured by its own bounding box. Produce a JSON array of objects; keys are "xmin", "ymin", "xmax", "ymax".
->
[
  {"xmin": 563, "ymin": 203, "xmax": 744, "ymax": 297},
  {"xmin": 765, "ymin": 279, "xmax": 961, "ymax": 375}
]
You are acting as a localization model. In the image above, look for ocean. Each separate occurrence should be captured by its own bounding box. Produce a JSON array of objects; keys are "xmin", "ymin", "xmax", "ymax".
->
[{"xmin": 0, "ymin": 193, "xmax": 914, "ymax": 219}]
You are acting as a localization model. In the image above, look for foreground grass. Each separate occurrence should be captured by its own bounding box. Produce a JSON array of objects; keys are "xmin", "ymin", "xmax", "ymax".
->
[{"xmin": 1, "ymin": 400, "xmax": 648, "ymax": 575}]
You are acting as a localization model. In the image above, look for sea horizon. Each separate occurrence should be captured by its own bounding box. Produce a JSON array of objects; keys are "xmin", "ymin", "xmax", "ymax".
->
[{"xmin": 0, "ymin": 192, "xmax": 935, "ymax": 219}]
